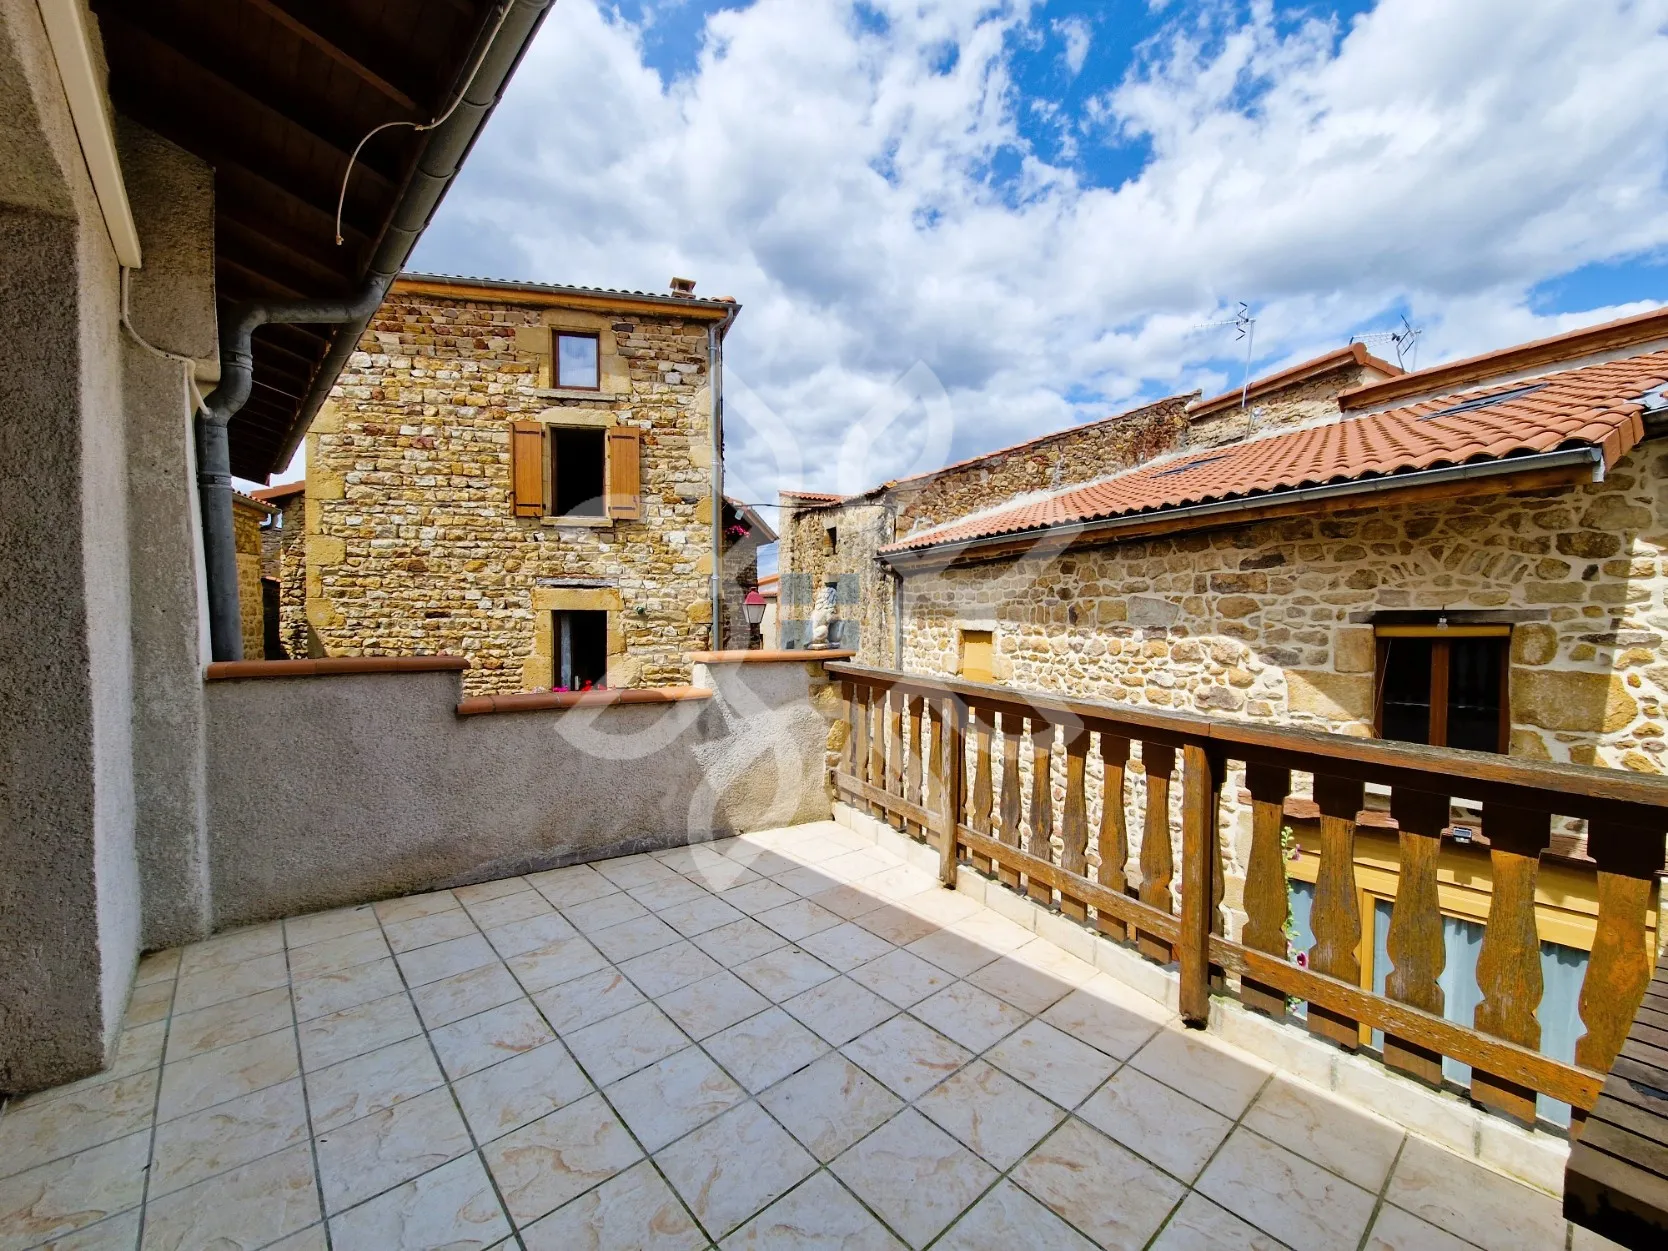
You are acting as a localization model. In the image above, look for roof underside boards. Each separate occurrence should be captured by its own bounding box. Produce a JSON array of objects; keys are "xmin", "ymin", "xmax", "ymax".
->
[
  {"xmin": 882, "ymin": 348, "xmax": 1668, "ymax": 558},
  {"xmin": 91, "ymin": 0, "xmax": 526, "ymax": 481}
]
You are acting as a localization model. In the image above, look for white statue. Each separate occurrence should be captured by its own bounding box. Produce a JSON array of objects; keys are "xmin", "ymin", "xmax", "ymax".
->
[{"xmin": 808, "ymin": 579, "xmax": 838, "ymax": 649}]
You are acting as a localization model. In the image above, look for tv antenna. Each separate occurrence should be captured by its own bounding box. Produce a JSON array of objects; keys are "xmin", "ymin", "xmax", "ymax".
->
[
  {"xmin": 1192, "ymin": 302, "xmax": 1257, "ymax": 408},
  {"xmin": 1352, "ymin": 315, "xmax": 1421, "ymax": 372}
]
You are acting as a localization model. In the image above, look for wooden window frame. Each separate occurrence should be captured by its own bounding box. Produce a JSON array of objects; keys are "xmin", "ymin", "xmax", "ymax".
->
[
  {"xmin": 1372, "ymin": 624, "xmax": 1511, "ymax": 754},
  {"xmin": 552, "ymin": 330, "xmax": 601, "ymax": 391}
]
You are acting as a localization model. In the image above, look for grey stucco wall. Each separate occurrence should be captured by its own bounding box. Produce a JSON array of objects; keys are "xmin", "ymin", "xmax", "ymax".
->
[{"xmin": 202, "ymin": 660, "xmax": 837, "ymax": 927}]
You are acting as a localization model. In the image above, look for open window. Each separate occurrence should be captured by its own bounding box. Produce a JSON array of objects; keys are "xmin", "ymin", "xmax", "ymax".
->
[
  {"xmin": 554, "ymin": 610, "xmax": 608, "ymax": 690},
  {"xmin": 554, "ymin": 332, "xmax": 600, "ymax": 389},
  {"xmin": 552, "ymin": 427, "xmax": 605, "ymax": 517},
  {"xmin": 1374, "ymin": 625, "xmax": 1510, "ymax": 753},
  {"xmin": 509, "ymin": 421, "xmax": 641, "ymax": 521}
]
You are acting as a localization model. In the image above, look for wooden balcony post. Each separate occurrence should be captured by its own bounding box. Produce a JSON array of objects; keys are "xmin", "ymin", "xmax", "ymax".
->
[
  {"xmin": 1574, "ymin": 818, "xmax": 1664, "ymax": 1079},
  {"xmin": 1059, "ymin": 727, "xmax": 1091, "ymax": 922},
  {"xmin": 1384, "ymin": 787, "xmax": 1450, "ymax": 1087},
  {"xmin": 842, "ymin": 680, "xmax": 857, "ymax": 779},
  {"xmin": 1097, "ymin": 735, "xmax": 1132, "ymax": 942},
  {"xmin": 905, "ymin": 696, "xmax": 924, "ymax": 840},
  {"xmin": 886, "ymin": 688, "xmax": 904, "ymax": 829},
  {"xmin": 1180, "ymin": 743, "xmax": 1224, "ymax": 1026},
  {"xmin": 853, "ymin": 683, "xmax": 871, "ymax": 797},
  {"xmin": 1137, "ymin": 743, "xmax": 1176, "ymax": 963},
  {"xmin": 1308, "ymin": 773, "xmax": 1365, "ymax": 1050},
  {"xmin": 867, "ymin": 685, "xmax": 886, "ymax": 819},
  {"xmin": 969, "ymin": 706, "xmax": 995, "ymax": 875},
  {"xmin": 925, "ymin": 700, "xmax": 943, "ymax": 832},
  {"xmin": 940, "ymin": 698, "xmax": 965, "ymax": 887},
  {"xmin": 1241, "ymin": 763, "xmax": 1292, "ymax": 1020},
  {"xmin": 1027, "ymin": 720, "xmax": 1057, "ymax": 906},
  {"xmin": 997, "ymin": 712, "xmax": 1023, "ymax": 892},
  {"xmin": 1473, "ymin": 802, "xmax": 1552, "ymax": 1124}
]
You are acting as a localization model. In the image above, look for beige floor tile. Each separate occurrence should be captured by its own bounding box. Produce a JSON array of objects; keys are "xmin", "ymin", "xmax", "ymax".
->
[
  {"xmin": 173, "ymin": 951, "xmax": 290, "ymax": 1015},
  {"xmin": 33, "ymin": 1206, "xmax": 143, "ymax": 1251},
  {"xmin": 1364, "ymin": 1203, "xmax": 1474, "ymax": 1251},
  {"xmin": 657, "ymin": 894, "xmax": 746, "ymax": 937},
  {"xmin": 848, "ymin": 949, "xmax": 954, "ymax": 1007},
  {"xmin": 263, "ymin": 1224, "xmax": 329, "ymax": 1251},
  {"xmin": 305, "ymin": 1036, "xmax": 445, "ymax": 1133},
  {"xmin": 798, "ymin": 921, "xmax": 895, "ymax": 971},
  {"xmin": 843, "ymin": 1015, "xmax": 971, "ymax": 1101},
  {"xmin": 904, "ymin": 928, "xmax": 1003, "ymax": 979},
  {"xmin": 758, "ymin": 899, "xmax": 844, "ymax": 942},
  {"xmin": 1076, "ymin": 1065, "xmax": 1231, "ymax": 1183},
  {"xmin": 564, "ymin": 892, "xmax": 649, "ymax": 933},
  {"xmin": 158, "ymin": 1029, "xmax": 299, "ymax": 1122},
  {"xmin": 783, "ymin": 976, "xmax": 898, "ymax": 1046},
  {"xmin": 619, "ymin": 940, "xmax": 723, "ymax": 997},
  {"xmin": 465, "ymin": 889, "xmax": 555, "ymax": 932},
  {"xmin": 862, "ymin": 866, "xmax": 937, "ymax": 904},
  {"xmin": 532, "ymin": 966, "xmax": 646, "ymax": 1034},
  {"xmin": 1010, "ymin": 1118, "xmax": 1184, "ymax": 1251},
  {"xmin": 122, "ymin": 979, "xmax": 175, "ymax": 1028},
  {"xmin": 178, "ymin": 923, "xmax": 285, "ymax": 977},
  {"xmin": 505, "ymin": 933, "xmax": 610, "ymax": 993},
  {"xmin": 936, "ymin": 1178, "xmax": 1096, "ymax": 1251},
  {"xmin": 596, "ymin": 855, "xmax": 679, "ymax": 889},
  {"xmin": 329, "ymin": 1151, "xmax": 511, "ymax": 1250},
  {"xmin": 899, "ymin": 889, "xmax": 983, "ymax": 928},
  {"xmin": 165, "ymin": 986, "xmax": 294, "ymax": 1063},
  {"xmin": 135, "ymin": 948, "xmax": 182, "ymax": 985},
  {"xmin": 0, "ymin": 1131, "xmax": 149, "ymax": 1251},
  {"xmin": 591, "ymin": 913, "xmax": 683, "ymax": 963},
  {"xmin": 1383, "ymin": 1137, "xmax": 1568, "ymax": 1251},
  {"xmin": 522, "ymin": 1158, "xmax": 704, "ymax": 1251},
  {"xmin": 657, "ymin": 970, "xmax": 770, "ymax": 1039},
  {"xmin": 410, "ymin": 962, "xmax": 523, "ymax": 1029},
  {"xmin": 721, "ymin": 878, "xmax": 804, "ymax": 916},
  {"xmin": 149, "ymin": 1077, "xmax": 309, "ymax": 1197},
  {"xmin": 773, "ymin": 865, "xmax": 845, "ymax": 898},
  {"xmin": 11, "ymin": 1022, "xmax": 163, "ymax": 1113},
  {"xmin": 454, "ymin": 877, "xmax": 530, "ymax": 906},
  {"xmin": 947, "ymin": 910, "xmax": 1036, "ymax": 954},
  {"xmin": 628, "ymin": 875, "xmax": 711, "ymax": 913},
  {"xmin": 0, "ymin": 1070, "xmax": 157, "ymax": 1177},
  {"xmin": 830, "ymin": 1107, "xmax": 998, "ymax": 1248},
  {"xmin": 606, "ymin": 1046, "xmax": 747, "ymax": 1151},
  {"xmin": 985, "ymin": 1020, "xmax": 1117, "ymax": 1109},
  {"xmin": 680, "ymin": 857, "xmax": 762, "ymax": 897},
  {"xmin": 722, "ymin": 1171, "xmax": 903, "ymax": 1250},
  {"xmin": 394, "ymin": 933, "xmax": 497, "ymax": 987},
  {"xmin": 296, "ymin": 993, "xmax": 419, "ymax": 1072},
  {"xmin": 290, "ymin": 956, "xmax": 405, "ymax": 1022},
  {"xmin": 1243, "ymin": 1075, "xmax": 1404, "ymax": 1193},
  {"xmin": 804, "ymin": 883, "xmax": 891, "ymax": 921},
  {"xmin": 286, "ymin": 927, "xmax": 391, "ymax": 980},
  {"xmin": 315, "ymin": 1086, "xmax": 472, "ymax": 1213},
  {"xmin": 139, "ymin": 1142, "xmax": 319, "ymax": 1251},
  {"xmin": 382, "ymin": 908, "xmax": 478, "ymax": 954},
  {"xmin": 1196, "ymin": 1128, "xmax": 1376, "ymax": 1251},
  {"xmin": 482, "ymin": 1093, "xmax": 643, "ymax": 1226},
  {"xmin": 373, "ymin": 890, "xmax": 458, "ymax": 926},
  {"xmin": 854, "ymin": 903, "xmax": 942, "ymax": 948},
  {"xmin": 759, "ymin": 1053, "xmax": 903, "ymax": 1161},
  {"xmin": 1039, "ymin": 977, "xmax": 1168, "ymax": 1060},
  {"xmin": 526, "ymin": 864, "xmax": 619, "ymax": 909},
  {"xmin": 565, "ymin": 1001, "xmax": 689, "ymax": 1085},
  {"xmin": 693, "ymin": 917, "xmax": 789, "ymax": 967},
  {"xmin": 917, "ymin": 1059, "xmax": 1066, "ymax": 1170},
  {"xmin": 909, "ymin": 982, "xmax": 1029, "ymax": 1052},
  {"xmin": 1151, "ymin": 1192, "xmax": 1289, "ymax": 1250},
  {"xmin": 284, "ymin": 904, "xmax": 379, "ymax": 950},
  {"xmin": 481, "ymin": 911, "xmax": 577, "ymax": 959},
  {"xmin": 733, "ymin": 946, "xmax": 838, "ymax": 1001},
  {"xmin": 1129, "ymin": 1027, "xmax": 1271, "ymax": 1119},
  {"xmin": 818, "ymin": 850, "xmax": 896, "ymax": 884},
  {"xmin": 655, "ymin": 1100, "xmax": 817, "ymax": 1238},
  {"xmin": 430, "ymin": 998, "xmax": 556, "ymax": 1079},
  {"xmin": 452, "ymin": 1040, "xmax": 593, "ymax": 1142},
  {"xmin": 703, "ymin": 1008, "xmax": 830, "ymax": 1092}
]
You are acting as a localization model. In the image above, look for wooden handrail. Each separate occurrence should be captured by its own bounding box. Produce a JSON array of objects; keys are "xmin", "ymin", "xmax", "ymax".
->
[{"xmin": 830, "ymin": 664, "xmax": 1668, "ymax": 1124}]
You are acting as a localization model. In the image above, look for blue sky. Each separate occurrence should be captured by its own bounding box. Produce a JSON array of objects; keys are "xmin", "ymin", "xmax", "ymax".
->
[{"xmin": 387, "ymin": 0, "xmax": 1668, "ymax": 520}]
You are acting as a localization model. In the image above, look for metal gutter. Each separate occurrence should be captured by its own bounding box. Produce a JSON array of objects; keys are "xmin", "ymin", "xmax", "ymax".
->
[{"xmin": 881, "ymin": 446, "xmax": 1607, "ymax": 570}]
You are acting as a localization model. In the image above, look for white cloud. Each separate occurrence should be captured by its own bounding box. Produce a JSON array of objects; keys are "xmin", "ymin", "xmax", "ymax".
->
[
  {"xmin": 1054, "ymin": 15, "xmax": 1092, "ymax": 76},
  {"xmin": 414, "ymin": 0, "xmax": 1668, "ymax": 508}
]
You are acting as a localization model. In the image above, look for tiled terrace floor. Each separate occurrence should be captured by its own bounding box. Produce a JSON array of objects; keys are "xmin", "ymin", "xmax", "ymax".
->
[{"xmin": 1, "ymin": 821, "xmax": 1607, "ymax": 1251}]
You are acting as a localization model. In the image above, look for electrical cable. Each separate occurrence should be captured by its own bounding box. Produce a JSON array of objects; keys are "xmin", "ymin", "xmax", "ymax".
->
[
  {"xmin": 120, "ymin": 265, "xmax": 207, "ymax": 416},
  {"xmin": 333, "ymin": 0, "xmax": 515, "ymax": 246}
]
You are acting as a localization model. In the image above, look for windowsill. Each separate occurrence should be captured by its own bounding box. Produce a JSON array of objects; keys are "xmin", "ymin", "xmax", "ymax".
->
[
  {"xmin": 456, "ymin": 686, "xmax": 712, "ymax": 716},
  {"xmin": 540, "ymin": 514, "xmax": 613, "ymax": 529},
  {"xmin": 535, "ymin": 388, "xmax": 615, "ymax": 401}
]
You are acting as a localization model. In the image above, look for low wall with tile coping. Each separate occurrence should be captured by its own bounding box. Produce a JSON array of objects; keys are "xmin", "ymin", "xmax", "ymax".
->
[
  {"xmin": 198, "ymin": 659, "xmax": 841, "ymax": 928},
  {"xmin": 830, "ymin": 799, "xmax": 1571, "ymax": 1196}
]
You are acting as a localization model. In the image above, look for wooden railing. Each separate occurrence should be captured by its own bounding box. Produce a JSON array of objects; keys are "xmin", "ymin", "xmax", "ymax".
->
[{"xmin": 828, "ymin": 662, "xmax": 1668, "ymax": 1124}]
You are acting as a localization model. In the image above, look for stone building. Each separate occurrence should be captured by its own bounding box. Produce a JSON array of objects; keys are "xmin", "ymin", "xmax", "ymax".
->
[
  {"xmin": 284, "ymin": 273, "xmax": 753, "ymax": 694},
  {"xmin": 231, "ymin": 491, "xmax": 276, "ymax": 660}
]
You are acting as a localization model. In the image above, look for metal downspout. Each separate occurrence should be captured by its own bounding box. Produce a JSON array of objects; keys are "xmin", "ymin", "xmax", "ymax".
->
[{"xmin": 709, "ymin": 305, "xmax": 738, "ymax": 649}]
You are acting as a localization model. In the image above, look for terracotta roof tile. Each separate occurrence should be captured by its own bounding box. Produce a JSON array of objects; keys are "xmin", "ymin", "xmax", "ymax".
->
[{"xmin": 883, "ymin": 349, "xmax": 1668, "ymax": 556}]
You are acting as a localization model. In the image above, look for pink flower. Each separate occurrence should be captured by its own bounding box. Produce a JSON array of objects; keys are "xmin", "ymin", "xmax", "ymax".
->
[{"xmin": 1294, "ymin": 950, "xmax": 1309, "ymax": 969}]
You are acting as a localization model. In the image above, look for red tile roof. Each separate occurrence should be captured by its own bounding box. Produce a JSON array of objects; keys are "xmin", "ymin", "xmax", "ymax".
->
[
  {"xmin": 882, "ymin": 349, "xmax": 1668, "ymax": 557},
  {"xmin": 250, "ymin": 481, "xmax": 305, "ymax": 503}
]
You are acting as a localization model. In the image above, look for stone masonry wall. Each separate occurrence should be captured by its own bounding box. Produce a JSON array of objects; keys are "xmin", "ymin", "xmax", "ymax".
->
[
  {"xmin": 1185, "ymin": 360, "xmax": 1387, "ymax": 448},
  {"xmin": 295, "ymin": 288, "xmax": 722, "ymax": 696},
  {"xmin": 779, "ymin": 500, "xmax": 893, "ymax": 660},
  {"xmin": 232, "ymin": 496, "xmax": 267, "ymax": 661}
]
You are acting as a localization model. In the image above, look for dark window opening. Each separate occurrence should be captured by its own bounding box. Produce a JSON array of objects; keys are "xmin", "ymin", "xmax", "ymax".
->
[
  {"xmin": 555, "ymin": 332, "xmax": 600, "ymax": 389},
  {"xmin": 1375, "ymin": 631, "xmax": 1509, "ymax": 753},
  {"xmin": 825, "ymin": 524, "xmax": 839, "ymax": 554},
  {"xmin": 554, "ymin": 610, "xmax": 608, "ymax": 691},
  {"xmin": 261, "ymin": 578, "xmax": 284, "ymax": 659},
  {"xmin": 552, "ymin": 427, "xmax": 606, "ymax": 517}
]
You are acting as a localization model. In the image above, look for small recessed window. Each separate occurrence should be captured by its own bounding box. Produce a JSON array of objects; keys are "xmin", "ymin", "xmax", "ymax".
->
[
  {"xmin": 1375, "ymin": 626, "xmax": 1509, "ymax": 753},
  {"xmin": 959, "ymin": 629, "xmax": 994, "ymax": 683},
  {"xmin": 551, "ymin": 427, "xmax": 606, "ymax": 517},
  {"xmin": 825, "ymin": 524, "xmax": 839, "ymax": 554},
  {"xmin": 555, "ymin": 333, "xmax": 600, "ymax": 389},
  {"xmin": 554, "ymin": 610, "xmax": 608, "ymax": 690}
]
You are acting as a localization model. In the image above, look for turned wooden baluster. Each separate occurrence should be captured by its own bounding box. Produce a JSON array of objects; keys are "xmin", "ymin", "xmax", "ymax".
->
[
  {"xmin": 867, "ymin": 685, "xmax": 887, "ymax": 819},
  {"xmin": 886, "ymin": 688, "xmax": 904, "ymax": 829},
  {"xmin": 1137, "ymin": 743, "xmax": 1176, "ymax": 963},
  {"xmin": 997, "ymin": 712, "xmax": 1024, "ymax": 892},
  {"xmin": 1383, "ymin": 788, "xmax": 1449, "ymax": 1087},
  {"xmin": 1097, "ymin": 735, "xmax": 1132, "ymax": 941},
  {"xmin": 1179, "ymin": 744, "xmax": 1224, "ymax": 1025},
  {"xmin": 1059, "ymin": 728, "xmax": 1091, "ymax": 922},
  {"xmin": 1240, "ymin": 764, "xmax": 1292, "ymax": 1021},
  {"xmin": 925, "ymin": 701, "xmax": 944, "ymax": 825},
  {"xmin": 939, "ymin": 699, "xmax": 966, "ymax": 886},
  {"xmin": 969, "ymin": 706, "xmax": 995, "ymax": 875},
  {"xmin": 905, "ymin": 696, "xmax": 925, "ymax": 840},
  {"xmin": 1027, "ymin": 720, "xmax": 1057, "ymax": 906},
  {"xmin": 842, "ymin": 681, "xmax": 858, "ymax": 779},
  {"xmin": 853, "ymin": 684, "xmax": 871, "ymax": 796},
  {"xmin": 1308, "ymin": 774, "xmax": 1364, "ymax": 1051},
  {"xmin": 1472, "ymin": 802, "xmax": 1551, "ymax": 1125},
  {"xmin": 1574, "ymin": 817, "xmax": 1665, "ymax": 1090}
]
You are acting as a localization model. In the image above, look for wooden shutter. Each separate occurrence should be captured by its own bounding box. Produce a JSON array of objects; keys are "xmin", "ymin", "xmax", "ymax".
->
[
  {"xmin": 606, "ymin": 426, "xmax": 642, "ymax": 519},
  {"xmin": 510, "ymin": 421, "xmax": 546, "ymax": 516}
]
